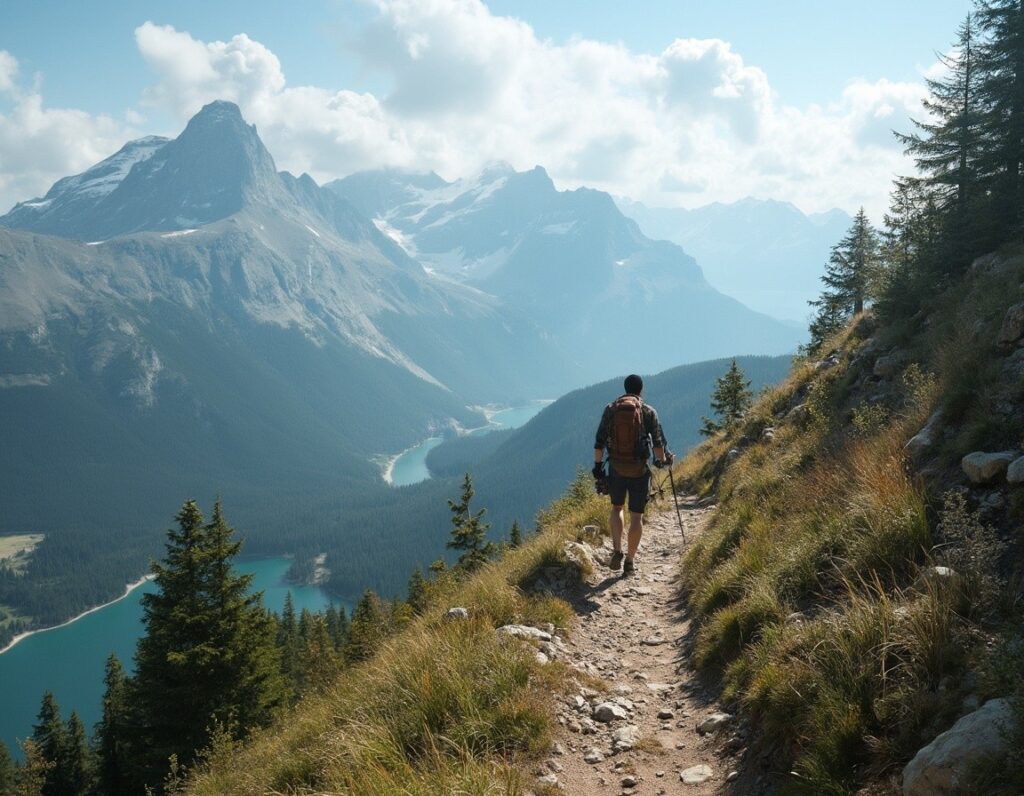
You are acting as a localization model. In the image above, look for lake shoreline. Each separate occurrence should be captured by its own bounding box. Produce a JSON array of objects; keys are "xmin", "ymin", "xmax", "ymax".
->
[{"xmin": 0, "ymin": 574, "xmax": 155, "ymax": 657}]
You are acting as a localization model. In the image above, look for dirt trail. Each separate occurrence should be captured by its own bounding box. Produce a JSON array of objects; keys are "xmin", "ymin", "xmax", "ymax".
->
[{"xmin": 533, "ymin": 497, "xmax": 766, "ymax": 796}]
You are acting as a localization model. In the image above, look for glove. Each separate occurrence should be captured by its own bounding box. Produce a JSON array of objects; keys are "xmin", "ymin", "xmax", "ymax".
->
[{"xmin": 592, "ymin": 462, "xmax": 606, "ymax": 480}]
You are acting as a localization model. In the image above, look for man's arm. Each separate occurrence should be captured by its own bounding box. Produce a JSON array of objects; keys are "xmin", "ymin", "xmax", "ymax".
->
[
  {"xmin": 646, "ymin": 406, "xmax": 671, "ymax": 464},
  {"xmin": 594, "ymin": 405, "xmax": 611, "ymax": 464}
]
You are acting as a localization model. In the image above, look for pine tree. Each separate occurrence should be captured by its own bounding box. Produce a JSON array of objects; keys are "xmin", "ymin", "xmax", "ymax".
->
[
  {"xmin": 298, "ymin": 615, "xmax": 340, "ymax": 692},
  {"xmin": 62, "ymin": 712, "xmax": 92, "ymax": 796},
  {"xmin": 95, "ymin": 655, "xmax": 131, "ymax": 796},
  {"xmin": 346, "ymin": 589, "xmax": 387, "ymax": 663},
  {"xmin": 0, "ymin": 740, "xmax": 15, "ymax": 795},
  {"xmin": 446, "ymin": 473, "xmax": 496, "ymax": 572},
  {"xmin": 805, "ymin": 292, "xmax": 848, "ymax": 355},
  {"xmin": 131, "ymin": 499, "xmax": 283, "ymax": 787},
  {"xmin": 700, "ymin": 360, "xmax": 753, "ymax": 436},
  {"xmin": 820, "ymin": 208, "xmax": 881, "ymax": 316},
  {"xmin": 977, "ymin": 0, "xmax": 1024, "ymax": 236},
  {"xmin": 897, "ymin": 13, "xmax": 987, "ymax": 263},
  {"xmin": 406, "ymin": 566, "xmax": 429, "ymax": 615},
  {"xmin": 30, "ymin": 692, "xmax": 66, "ymax": 796},
  {"xmin": 15, "ymin": 740, "xmax": 52, "ymax": 796},
  {"xmin": 508, "ymin": 520, "xmax": 523, "ymax": 548}
]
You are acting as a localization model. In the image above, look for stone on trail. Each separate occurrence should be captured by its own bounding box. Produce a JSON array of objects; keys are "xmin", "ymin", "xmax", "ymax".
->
[
  {"xmin": 961, "ymin": 451, "xmax": 1017, "ymax": 484},
  {"xmin": 902, "ymin": 698, "xmax": 1014, "ymax": 796},
  {"xmin": 680, "ymin": 764, "xmax": 713, "ymax": 785},
  {"xmin": 593, "ymin": 702, "xmax": 629, "ymax": 722},
  {"xmin": 583, "ymin": 747, "xmax": 604, "ymax": 764},
  {"xmin": 657, "ymin": 708, "xmax": 674, "ymax": 719},
  {"xmin": 612, "ymin": 725, "xmax": 641, "ymax": 752},
  {"xmin": 536, "ymin": 773, "xmax": 559, "ymax": 787},
  {"xmin": 641, "ymin": 635, "xmax": 666, "ymax": 646},
  {"xmin": 696, "ymin": 712, "xmax": 733, "ymax": 735},
  {"xmin": 621, "ymin": 774, "xmax": 638, "ymax": 787},
  {"xmin": 496, "ymin": 624, "xmax": 552, "ymax": 642}
]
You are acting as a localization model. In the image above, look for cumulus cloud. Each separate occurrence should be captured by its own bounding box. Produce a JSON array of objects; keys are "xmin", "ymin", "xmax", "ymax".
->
[
  {"xmin": 0, "ymin": 3, "xmax": 929, "ymax": 219},
  {"xmin": 0, "ymin": 51, "xmax": 135, "ymax": 213}
]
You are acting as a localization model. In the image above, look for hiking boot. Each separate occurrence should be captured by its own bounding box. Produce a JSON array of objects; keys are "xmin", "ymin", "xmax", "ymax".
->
[
  {"xmin": 622, "ymin": 558, "xmax": 636, "ymax": 577},
  {"xmin": 609, "ymin": 549, "xmax": 624, "ymax": 571}
]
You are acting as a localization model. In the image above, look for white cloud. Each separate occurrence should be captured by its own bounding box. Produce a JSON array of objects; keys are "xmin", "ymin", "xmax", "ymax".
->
[
  {"xmin": 0, "ymin": 4, "xmax": 929, "ymax": 220},
  {"xmin": 0, "ymin": 52, "xmax": 135, "ymax": 213}
]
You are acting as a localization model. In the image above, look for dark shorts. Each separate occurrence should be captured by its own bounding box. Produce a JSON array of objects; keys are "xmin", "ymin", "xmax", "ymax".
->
[{"xmin": 608, "ymin": 465, "xmax": 650, "ymax": 514}]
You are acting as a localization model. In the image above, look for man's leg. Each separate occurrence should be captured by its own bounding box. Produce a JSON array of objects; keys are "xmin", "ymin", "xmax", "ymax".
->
[
  {"xmin": 609, "ymin": 505, "xmax": 624, "ymax": 552},
  {"xmin": 626, "ymin": 511, "xmax": 643, "ymax": 560}
]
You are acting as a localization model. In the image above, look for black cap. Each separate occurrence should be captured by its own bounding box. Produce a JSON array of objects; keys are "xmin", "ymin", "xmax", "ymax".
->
[{"xmin": 624, "ymin": 374, "xmax": 643, "ymax": 395}]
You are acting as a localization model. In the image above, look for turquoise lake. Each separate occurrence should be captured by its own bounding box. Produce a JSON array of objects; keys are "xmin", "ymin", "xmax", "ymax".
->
[
  {"xmin": 0, "ymin": 557, "xmax": 335, "ymax": 758},
  {"xmin": 388, "ymin": 401, "xmax": 551, "ymax": 487}
]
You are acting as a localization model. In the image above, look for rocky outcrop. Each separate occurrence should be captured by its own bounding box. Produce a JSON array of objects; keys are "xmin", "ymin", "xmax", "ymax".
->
[
  {"xmin": 961, "ymin": 451, "xmax": 1018, "ymax": 483},
  {"xmin": 902, "ymin": 698, "xmax": 1014, "ymax": 796},
  {"xmin": 997, "ymin": 302, "xmax": 1024, "ymax": 347},
  {"xmin": 874, "ymin": 351, "xmax": 907, "ymax": 378}
]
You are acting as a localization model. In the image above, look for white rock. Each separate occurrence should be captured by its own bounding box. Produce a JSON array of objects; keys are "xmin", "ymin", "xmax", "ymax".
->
[
  {"xmin": 593, "ymin": 702, "xmax": 629, "ymax": 722},
  {"xmin": 496, "ymin": 624, "xmax": 552, "ymax": 642},
  {"xmin": 680, "ymin": 764, "xmax": 713, "ymax": 784},
  {"xmin": 1007, "ymin": 455, "xmax": 1024, "ymax": 484},
  {"xmin": 696, "ymin": 712, "xmax": 733, "ymax": 735},
  {"xmin": 641, "ymin": 635, "xmax": 666, "ymax": 646},
  {"xmin": 535, "ymin": 651, "xmax": 550, "ymax": 665},
  {"xmin": 536, "ymin": 773, "xmax": 559, "ymax": 787},
  {"xmin": 961, "ymin": 451, "xmax": 1018, "ymax": 484},
  {"xmin": 612, "ymin": 725, "xmax": 640, "ymax": 752},
  {"xmin": 902, "ymin": 698, "xmax": 1014, "ymax": 796},
  {"xmin": 445, "ymin": 607, "xmax": 469, "ymax": 620},
  {"xmin": 564, "ymin": 542, "xmax": 597, "ymax": 572},
  {"xmin": 583, "ymin": 747, "xmax": 604, "ymax": 764}
]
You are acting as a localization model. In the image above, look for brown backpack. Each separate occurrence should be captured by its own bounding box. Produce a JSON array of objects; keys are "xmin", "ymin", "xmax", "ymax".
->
[{"xmin": 608, "ymin": 395, "xmax": 648, "ymax": 477}]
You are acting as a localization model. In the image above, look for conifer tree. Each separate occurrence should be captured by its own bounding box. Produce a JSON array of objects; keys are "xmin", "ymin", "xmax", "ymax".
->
[
  {"xmin": 16, "ymin": 740, "xmax": 51, "ymax": 796},
  {"xmin": 406, "ymin": 566, "xmax": 429, "ymax": 615},
  {"xmin": 700, "ymin": 360, "xmax": 753, "ymax": 436},
  {"xmin": 0, "ymin": 740, "xmax": 14, "ymax": 795},
  {"xmin": 298, "ymin": 615, "xmax": 340, "ymax": 691},
  {"xmin": 131, "ymin": 499, "xmax": 283, "ymax": 787},
  {"xmin": 30, "ymin": 692, "xmax": 66, "ymax": 796},
  {"xmin": 446, "ymin": 474, "xmax": 496, "ymax": 572},
  {"xmin": 897, "ymin": 13, "xmax": 987, "ymax": 261},
  {"xmin": 347, "ymin": 589, "xmax": 387, "ymax": 663},
  {"xmin": 820, "ymin": 208, "xmax": 881, "ymax": 316},
  {"xmin": 977, "ymin": 0, "xmax": 1024, "ymax": 235},
  {"xmin": 95, "ymin": 655, "xmax": 131, "ymax": 796},
  {"xmin": 509, "ymin": 520, "xmax": 523, "ymax": 548},
  {"xmin": 62, "ymin": 712, "xmax": 92, "ymax": 796}
]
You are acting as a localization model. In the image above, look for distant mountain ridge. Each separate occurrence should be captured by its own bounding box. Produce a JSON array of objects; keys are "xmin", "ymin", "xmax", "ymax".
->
[
  {"xmin": 615, "ymin": 197, "xmax": 852, "ymax": 322},
  {"xmin": 328, "ymin": 166, "xmax": 804, "ymax": 380}
]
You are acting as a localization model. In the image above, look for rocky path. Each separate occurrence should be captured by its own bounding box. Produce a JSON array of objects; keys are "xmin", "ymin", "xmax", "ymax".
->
[{"xmin": 532, "ymin": 497, "xmax": 760, "ymax": 796}]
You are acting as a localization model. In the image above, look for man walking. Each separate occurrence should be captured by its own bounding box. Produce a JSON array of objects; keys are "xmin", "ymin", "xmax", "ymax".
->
[{"xmin": 593, "ymin": 374, "xmax": 671, "ymax": 576}]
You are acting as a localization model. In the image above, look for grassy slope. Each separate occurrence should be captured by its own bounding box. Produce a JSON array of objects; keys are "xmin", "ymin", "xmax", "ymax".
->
[
  {"xmin": 186, "ymin": 478, "xmax": 610, "ymax": 794},
  {"xmin": 678, "ymin": 250, "xmax": 1024, "ymax": 793}
]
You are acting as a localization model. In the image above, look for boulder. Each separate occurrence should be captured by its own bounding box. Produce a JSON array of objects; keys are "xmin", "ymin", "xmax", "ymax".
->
[
  {"xmin": 997, "ymin": 302, "xmax": 1024, "ymax": 346},
  {"xmin": 787, "ymin": 403, "xmax": 810, "ymax": 423},
  {"xmin": 696, "ymin": 712, "xmax": 733, "ymax": 735},
  {"xmin": 1008, "ymin": 456, "xmax": 1024, "ymax": 485},
  {"xmin": 496, "ymin": 624, "xmax": 552, "ymax": 642},
  {"xmin": 680, "ymin": 764, "xmax": 713, "ymax": 784},
  {"xmin": 902, "ymin": 698, "xmax": 1014, "ymax": 796},
  {"xmin": 583, "ymin": 747, "xmax": 604, "ymax": 764},
  {"xmin": 905, "ymin": 410, "xmax": 944, "ymax": 458},
  {"xmin": 961, "ymin": 451, "xmax": 1018, "ymax": 484},
  {"xmin": 445, "ymin": 607, "xmax": 469, "ymax": 621},
  {"xmin": 593, "ymin": 702, "xmax": 629, "ymax": 722},
  {"xmin": 564, "ymin": 541, "xmax": 597, "ymax": 573},
  {"xmin": 611, "ymin": 724, "xmax": 640, "ymax": 752}
]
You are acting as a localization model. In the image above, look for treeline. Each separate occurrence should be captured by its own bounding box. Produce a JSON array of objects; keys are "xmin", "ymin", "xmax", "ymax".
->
[
  {"xmin": 808, "ymin": 1, "xmax": 1024, "ymax": 348},
  {"xmin": 0, "ymin": 484, "xmax": 518, "ymax": 795}
]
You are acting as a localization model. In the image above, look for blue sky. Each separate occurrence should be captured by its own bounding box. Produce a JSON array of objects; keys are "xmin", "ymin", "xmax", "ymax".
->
[{"xmin": 0, "ymin": 0, "xmax": 974, "ymax": 216}]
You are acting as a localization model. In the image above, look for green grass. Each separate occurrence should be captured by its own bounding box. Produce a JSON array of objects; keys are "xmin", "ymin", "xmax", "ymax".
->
[{"xmin": 186, "ymin": 474, "xmax": 607, "ymax": 795}]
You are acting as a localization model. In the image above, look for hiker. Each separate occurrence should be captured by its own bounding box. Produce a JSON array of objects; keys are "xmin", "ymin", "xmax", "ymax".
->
[{"xmin": 592, "ymin": 374, "xmax": 672, "ymax": 576}]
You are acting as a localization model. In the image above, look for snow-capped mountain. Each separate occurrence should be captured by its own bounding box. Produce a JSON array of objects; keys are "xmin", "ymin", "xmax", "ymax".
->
[
  {"xmin": 616, "ymin": 197, "xmax": 853, "ymax": 322},
  {"xmin": 0, "ymin": 102, "xmax": 576, "ymax": 538},
  {"xmin": 329, "ymin": 165, "xmax": 804, "ymax": 378}
]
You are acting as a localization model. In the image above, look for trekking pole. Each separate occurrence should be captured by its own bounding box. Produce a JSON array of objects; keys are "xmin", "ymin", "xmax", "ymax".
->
[{"xmin": 665, "ymin": 455, "xmax": 687, "ymax": 542}]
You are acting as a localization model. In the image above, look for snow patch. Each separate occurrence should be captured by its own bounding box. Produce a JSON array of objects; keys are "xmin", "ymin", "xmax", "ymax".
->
[
  {"xmin": 160, "ymin": 229, "xmax": 197, "ymax": 238},
  {"xmin": 304, "ymin": 224, "xmax": 321, "ymax": 238},
  {"xmin": 86, "ymin": 241, "xmax": 105, "ymax": 246},
  {"xmin": 541, "ymin": 221, "xmax": 575, "ymax": 235}
]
